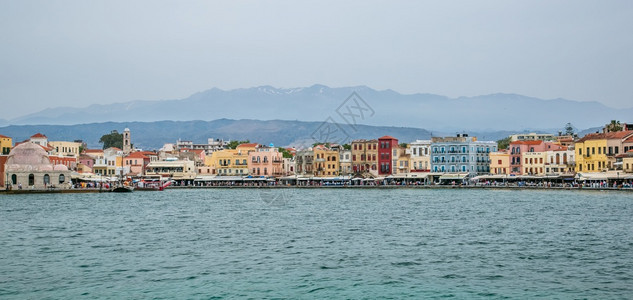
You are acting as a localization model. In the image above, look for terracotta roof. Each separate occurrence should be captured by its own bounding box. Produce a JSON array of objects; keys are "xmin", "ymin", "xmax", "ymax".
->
[
  {"xmin": 84, "ymin": 149, "xmax": 103, "ymax": 153},
  {"xmin": 236, "ymin": 143, "xmax": 259, "ymax": 148},
  {"xmin": 30, "ymin": 133, "xmax": 47, "ymax": 138},
  {"xmin": 125, "ymin": 152, "xmax": 149, "ymax": 159},
  {"xmin": 0, "ymin": 134, "xmax": 10, "ymax": 138},
  {"xmin": 577, "ymin": 131, "xmax": 633, "ymax": 143},
  {"xmin": 510, "ymin": 140, "xmax": 544, "ymax": 145},
  {"xmin": 378, "ymin": 135, "xmax": 398, "ymax": 140}
]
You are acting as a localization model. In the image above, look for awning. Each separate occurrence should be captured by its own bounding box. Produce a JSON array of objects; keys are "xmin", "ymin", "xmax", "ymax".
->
[{"xmin": 439, "ymin": 173, "xmax": 468, "ymax": 180}]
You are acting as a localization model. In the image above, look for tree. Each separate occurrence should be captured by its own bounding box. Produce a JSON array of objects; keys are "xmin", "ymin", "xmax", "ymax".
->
[
  {"xmin": 606, "ymin": 120, "xmax": 622, "ymax": 132},
  {"xmin": 278, "ymin": 147, "xmax": 293, "ymax": 158},
  {"xmin": 497, "ymin": 136, "xmax": 511, "ymax": 150},
  {"xmin": 342, "ymin": 144, "xmax": 351, "ymax": 150},
  {"xmin": 99, "ymin": 130, "xmax": 123, "ymax": 150},
  {"xmin": 564, "ymin": 123, "xmax": 575, "ymax": 136},
  {"xmin": 399, "ymin": 143, "xmax": 408, "ymax": 148},
  {"xmin": 226, "ymin": 140, "xmax": 250, "ymax": 149}
]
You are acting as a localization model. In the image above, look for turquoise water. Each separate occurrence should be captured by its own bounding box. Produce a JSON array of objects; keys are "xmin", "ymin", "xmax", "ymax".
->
[{"xmin": 1, "ymin": 188, "xmax": 632, "ymax": 299}]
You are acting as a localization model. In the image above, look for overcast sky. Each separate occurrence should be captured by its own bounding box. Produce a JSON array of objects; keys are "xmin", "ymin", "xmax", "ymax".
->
[{"xmin": 1, "ymin": 0, "xmax": 632, "ymax": 120}]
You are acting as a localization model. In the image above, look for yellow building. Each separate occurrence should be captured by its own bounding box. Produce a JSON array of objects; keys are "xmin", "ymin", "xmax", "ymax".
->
[
  {"xmin": 623, "ymin": 155, "xmax": 633, "ymax": 173},
  {"xmin": 489, "ymin": 150, "xmax": 510, "ymax": 174},
  {"xmin": 351, "ymin": 139, "xmax": 378, "ymax": 175},
  {"xmin": 0, "ymin": 134, "xmax": 12, "ymax": 155},
  {"xmin": 395, "ymin": 147, "xmax": 410, "ymax": 174},
  {"xmin": 522, "ymin": 151, "xmax": 547, "ymax": 175},
  {"xmin": 48, "ymin": 141, "xmax": 82, "ymax": 158},
  {"xmin": 313, "ymin": 145, "xmax": 339, "ymax": 177},
  {"xmin": 575, "ymin": 131, "xmax": 633, "ymax": 172},
  {"xmin": 210, "ymin": 149, "xmax": 249, "ymax": 176}
]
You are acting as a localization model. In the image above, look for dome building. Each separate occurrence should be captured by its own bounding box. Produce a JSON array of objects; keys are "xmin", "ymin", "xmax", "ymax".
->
[{"xmin": 5, "ymin": 142, "xmax": 71, "ymax": 190}]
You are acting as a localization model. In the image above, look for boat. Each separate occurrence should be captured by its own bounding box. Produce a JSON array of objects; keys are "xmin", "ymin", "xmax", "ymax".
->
[
  {"xmin": 134, "ymin": 179, "xmax": 172, "ymax": 191},
  {"xmin": 112, "ymin": 185, "xmax": 134, "ymax": 192}
]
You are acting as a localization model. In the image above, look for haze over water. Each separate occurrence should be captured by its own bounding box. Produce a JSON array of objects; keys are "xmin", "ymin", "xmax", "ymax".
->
[{"xmin": 1, "ymin": 189, "xmax": 632, "ymax": 298}]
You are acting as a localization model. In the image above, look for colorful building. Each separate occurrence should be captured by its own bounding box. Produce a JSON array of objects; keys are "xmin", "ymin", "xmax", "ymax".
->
[
  {"xmin": 248, "ymin": 144, "xmax": 284, "ymax": 177},
  {"xmin": 575, "ymin": 131, "xmax": 633, "ymax": 172},
  {"xmin": 48, "ymin": 141, "xmax": 82, "ymax": 158},
  {"xmin": 407, "ymin": 140, "xmax": 431, "ymax": 172},
  {"xmin": 430, "ymin": 134, "xmax": 496, "ymax": 175},
  {"xmin": 378, "ymin": 136, "xmax": 399, "ymax": 175},
  {"xmin": 489, "ymin": 150, "xmax": 510, "ymax": 175},
  {"xmin": 0, "ymin": 134, "xmax": 12, "ymax": 155},
  {"xmin": 351, "ymin": 139, "xmax": 378, "ymax": 176},
  {"xmin": 313, "ymin": 145, "xmax": 339, "ymax": 177}
]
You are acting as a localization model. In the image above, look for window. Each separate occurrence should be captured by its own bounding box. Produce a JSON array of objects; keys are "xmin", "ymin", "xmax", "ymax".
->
[
  {"xmin": 11, "ymin": 174, "xmax": 17, "ymax": 185},
  {"xmin": 29, "ymin": 174, "xmax": 34, "ymax": 186},
  {"xmin": 43, "ymin": 174, "xmax": 50, "ymax": 185}
]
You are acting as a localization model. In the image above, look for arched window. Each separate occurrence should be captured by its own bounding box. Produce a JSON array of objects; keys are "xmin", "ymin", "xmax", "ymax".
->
[
  {"xmin": 59, "ymin": 174, "xmax": 65, "ymax": 184},
  {"xmin": 11, "ymin": 174, "xmax": 17, "ymax": 185},
  {"xmin": 43, "ymin": 174, "xmax": 50, "ymax": 185},
  {"xmin": 28, "ymin": 174, "xmax": 35, "ymax": 186}
]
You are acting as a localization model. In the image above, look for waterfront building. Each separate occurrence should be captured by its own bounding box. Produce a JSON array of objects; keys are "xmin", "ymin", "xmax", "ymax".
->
[
  {"xmin": 145, "ymin": 159, "xmax": 196, "ymax": 183},
  {"xmin": 295, "ymin": 149, "xmax": 314, "ymax": 176},
  {"xmin": 575, "ymin": 131, "xmax": 633, "ymax": 172},
  {"xmin": 0, "ymin": 155, "xmax": 7, "ymax": 188},
  {"xmin": 394, "ymin": 147, "xmax": 410, "ymax": 174},
  {"xmin": 93, "ymin": 147, "xmax": 125, "ymax": 176},
  {"xmin": 509, "ymin": 140, "xmax": 563, "ymax": 175},
  {"xmin": 544, "ymin": 148, "xmax": 575, "ymax": 175},
  {"xmin": 48, "ymin": 141, "xmax": 82, "ymax": 158},
  {"xmin": 0, "ymin": 134, "xmax": 12, "ymax": 155},
  {"xmin": 210, "ymin": 149, "xmax": 249, "ymax": 176},
  {"xmin": 407, "ymin": 140, "xmax": 431, "ymax": 172},
  {"xmin": 313, "ymin": 145, "xmax": 339, "ymax": 177},
  {"xmin": 351, "ymin": 139, "xmax": 378, "ymax": 176},
  {"xmin": 489, "ymin": 150, "xmax": 510, "ymax": 174},
  {"xmin": 430, "ymin": 134, "xmax": 497, "ymax": 175},
  {"xmin": 77, "ymin": 154, "xmax": 95, "ymax": 173},
  {"xmin": 248, "ymin": 144, "xmax": 284, "ymax": 177},
  {"xmin": 124, "ymin": 151, "xmax": 155, "ymax": 176},
  {"xmin": 338, "ymin": 149, "xmax": 353, "ymax": 176},
  {"xmin": 282, "ymin": 157, "xmax": 295, "ymax": 176},
  {"xmin": 4, "ymin": 142, "xmax": 71, "ymax": 189},
  {"xmin": 378, "ymin": 136, "xmax": 399, "ymax": 175},
  {"xmin": 522, "ymin": 151, "xmax": 548, "ymax": 175},
  {"xmin": 619, "ymin": 150, "xmax": 633, "ymax": 173}
]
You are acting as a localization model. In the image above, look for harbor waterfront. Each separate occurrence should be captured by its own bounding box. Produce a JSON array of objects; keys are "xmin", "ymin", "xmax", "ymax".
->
[{"xmin": 1, "ymin": 189, "xmax": 632, "ymax": 298}]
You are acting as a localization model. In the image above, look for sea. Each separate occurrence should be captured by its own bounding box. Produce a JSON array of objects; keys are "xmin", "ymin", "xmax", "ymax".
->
[{"xmin": 1, "ymin": 188, "xmax": 632, "ymax": 299}]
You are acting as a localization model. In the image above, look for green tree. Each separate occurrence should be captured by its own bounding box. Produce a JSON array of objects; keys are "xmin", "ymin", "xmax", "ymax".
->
[
  {"xmin": 278, "ymin": 147, "xmax": 293, "ymax": 158},
  {"xmin": 497, "ymin": 136, "xmax": 512, "ymax": 150},
  {"xmin": 99, "ymin": 130, "xmax": 123, "ymax": 149},
  {"xmin": 606, "ymin": 120, "xmax": 622, "ymax": 132},
  {"xmin": 399, "ymin": 143, "xmax": 408, "ymax": 148},
  {"xmin": 342, "ymin": 144, "xmax": 351, "ymax": 150},
  {"xmin": 564, "ymin": 123, "xmax": 575, "ymax": 136},
  {"xmin": 226, "ymin": 140, "xmax": 250, "ymax": 149}
]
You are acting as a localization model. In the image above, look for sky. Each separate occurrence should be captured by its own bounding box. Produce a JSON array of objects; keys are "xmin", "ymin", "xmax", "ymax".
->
[{"xmin": 1, "ymin": 0, "xmax": 632, "ymax": 120}]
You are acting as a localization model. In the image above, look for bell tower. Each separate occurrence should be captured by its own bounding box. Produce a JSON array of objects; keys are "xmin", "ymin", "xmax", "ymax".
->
[{"xmin": 123, "ymin": 128, "xmax": 132, "ymax": 154}]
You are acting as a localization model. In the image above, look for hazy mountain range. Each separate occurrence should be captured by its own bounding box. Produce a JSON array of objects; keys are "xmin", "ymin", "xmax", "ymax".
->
[{"xmin": 4, "ymin": 85, "xmax": 630, "ymax": 131}]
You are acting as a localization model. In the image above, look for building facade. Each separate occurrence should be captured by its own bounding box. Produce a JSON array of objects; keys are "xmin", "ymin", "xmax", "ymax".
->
[
  {"xmin": 430, "ymin": 134, "xmax": 496, "ymax": 175},
  {"xmin": 378, "ymin": 136, "xmax": 399, "ymax": 175}
]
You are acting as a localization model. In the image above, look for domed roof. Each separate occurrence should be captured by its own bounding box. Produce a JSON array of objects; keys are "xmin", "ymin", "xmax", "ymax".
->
[
  {"xmin": 53, "ymin": 164, "xmax": 69, "ymax": 171},
  {"xmin": 5, "ymin": 142, "xmax": 52, "ymax": 171}
]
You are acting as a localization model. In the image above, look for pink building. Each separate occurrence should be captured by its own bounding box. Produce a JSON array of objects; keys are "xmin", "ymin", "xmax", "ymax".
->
[
  {"xmin": 124, "ymin": 151, "xmax": 152, "ymax": 176},
  {"xmin": 509, "ymin": 140, "xmax": 564, "ymax": 175},
  {"xmin": 248, "ymin": 145, "xmax": 284, "ymax": 177}
]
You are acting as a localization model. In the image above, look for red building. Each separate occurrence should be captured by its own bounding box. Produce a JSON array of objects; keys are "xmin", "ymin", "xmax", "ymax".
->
[
  {"xmin": 378, "ymin": 135, "xmax": 398, "ymax": 175},
  {"xmin": 49, "ymin": 156, "xmax": 78, "ymax": 171}
]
